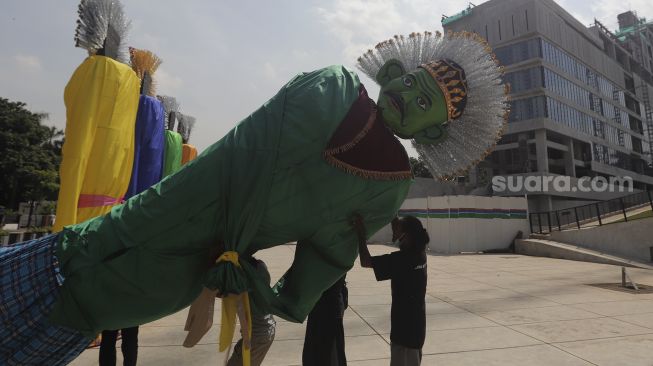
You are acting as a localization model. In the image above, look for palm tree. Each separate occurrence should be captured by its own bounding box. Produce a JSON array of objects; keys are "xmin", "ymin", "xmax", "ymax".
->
[{"xmin": 45, "ymin": 125, "xmax": 64, "ymax": 146}]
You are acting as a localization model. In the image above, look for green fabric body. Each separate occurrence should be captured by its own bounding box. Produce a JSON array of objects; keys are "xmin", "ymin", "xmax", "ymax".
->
[
  {"xmin": 49, "ymin": 65, "xmax": 412, "ymax": 337},
  {"xmin": 162, "ymin": 130, "xmax": 183, "ymax": 176}
]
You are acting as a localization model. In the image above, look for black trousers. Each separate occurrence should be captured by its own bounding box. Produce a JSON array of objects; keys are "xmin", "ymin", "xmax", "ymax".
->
[
  {"xmin": 99, "ymin": 327, "xmax": 139, "ymax": 366},
  {"xmin": 302, "ymin": 277, "xmax": 348, "ymax": 366}
]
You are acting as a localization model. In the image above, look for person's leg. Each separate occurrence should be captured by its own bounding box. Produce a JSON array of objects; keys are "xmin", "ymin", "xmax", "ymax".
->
[
  {"xmin": 302, "ymin": 311, "xmax": 323, "ymax": 365},
  {"xmin": 334, "ymin": 318, "xmax": 346, "ymax": 366},
  {"xmin": 228, "ymin": 316, "xmax": 275, "ymax": 366},
  {"xmin": 120, "ymin": 327, "xmax": 139, "ymax": 366},
  {"xmin": 246, "ymin": 335, "xmax": 276, "ymax": 366},
  {"xmin": 228, "ymin": 337, "xmax": 275, "ymax": 366},
  {"xmin": 227, "ymin": 339, "xmax": 244, "ymax": 366},
  {"xmin": 335, "ymin": 280, "xmax": 347, "ymax": 366},
  {"xmin": 390, "ymin": 343, "xmax": 402, "ymax": 366},
  {"xmin": 99, "ymin": 330, "xmax": 119, "ymax": 366},
  {"xmin": 303, "ymin": 283, "xmax": 341, "ymax": 366},
  {"xmin": 390, "ymin": 344, "xmax": 421, "ymax": 366},
  {"xmin": 405, "ymin": 347, "xmax": 421, "ymax": 366}
]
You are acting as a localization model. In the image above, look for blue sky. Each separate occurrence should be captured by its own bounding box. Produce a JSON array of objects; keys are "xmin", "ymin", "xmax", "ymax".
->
[{"xmin": 1, "ymin": 0, "xmax": 652, "ymax": 154}]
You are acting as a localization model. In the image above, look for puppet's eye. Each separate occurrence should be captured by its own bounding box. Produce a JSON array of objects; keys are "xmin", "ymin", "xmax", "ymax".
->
[{"xmin": 417, "ymin": 97, "xmax": 427, "ymax": 110}]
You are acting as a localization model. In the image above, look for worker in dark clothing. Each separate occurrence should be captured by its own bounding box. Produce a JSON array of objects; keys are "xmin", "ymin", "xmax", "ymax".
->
[{"xmin": 355, "ymin": 215, "xmax": 428, "ymax": 366}]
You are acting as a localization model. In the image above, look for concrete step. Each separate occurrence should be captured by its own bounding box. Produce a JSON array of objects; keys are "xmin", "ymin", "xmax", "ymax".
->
[{"xmin": 515, "ymin": 238, "xmax": 653, "ymax": 270}]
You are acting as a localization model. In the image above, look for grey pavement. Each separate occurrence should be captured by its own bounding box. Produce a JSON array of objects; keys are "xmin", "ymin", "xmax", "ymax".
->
[{"xmin": 70, "ymin": 244, "xmax": 653, "ymax": 366}]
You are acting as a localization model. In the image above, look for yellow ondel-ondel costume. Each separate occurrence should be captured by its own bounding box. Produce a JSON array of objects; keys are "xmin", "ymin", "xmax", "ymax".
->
[{"xmin": 54, "ymin": 55, "xmax": 140, "ymax": 232}]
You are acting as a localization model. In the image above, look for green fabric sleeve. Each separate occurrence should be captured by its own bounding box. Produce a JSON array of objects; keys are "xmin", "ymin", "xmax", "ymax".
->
[
  {"xmin": 267, "ymin": 179, "xmax": 411, "ymax": 321},
  {"xmin": 204, "ymin": 65, "xmax": 362, "ymax": 297}
]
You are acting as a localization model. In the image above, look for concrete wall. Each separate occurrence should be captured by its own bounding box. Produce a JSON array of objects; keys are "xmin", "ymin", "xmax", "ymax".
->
[
  {"xmin": 406, "ymin": 178, "xmax": 465, "ymax": 198},
  {"xmin": 549, "ymin": 217, "xmax": 653, "ymax": 262},
  {"xmin": 406, "ymin": 177, "xmax": 491, "ymax": 199},
  {"xmin": 370, "ymin": 196, "xmax": 530, "ymax": 254}
]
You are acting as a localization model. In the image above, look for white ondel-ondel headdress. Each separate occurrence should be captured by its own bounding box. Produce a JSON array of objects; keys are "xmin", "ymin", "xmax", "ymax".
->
[{"xmin": 357, "ymin": 31, "xmax": 510, "ymax": 180}]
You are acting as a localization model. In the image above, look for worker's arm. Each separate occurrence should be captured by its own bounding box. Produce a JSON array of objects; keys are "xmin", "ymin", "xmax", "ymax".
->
[{"xmin": 352, "ymin": 213, "xmax": 372, "ymax": 268}]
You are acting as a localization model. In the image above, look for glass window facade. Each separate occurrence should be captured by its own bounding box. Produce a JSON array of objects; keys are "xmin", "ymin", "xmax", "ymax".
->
[
  {"xmin": 593, "ymin": 143, "xmax": 643, "ymax": 172},
  {"xmin": 602, "ymin": 123, "xmax": 626, "ymax": 147},
  {"xmin": 615, "ymin": 90, "xmax": 626, "ymax": 105},
  {"xmin": 593, "ymin": 120, "xmax": 605, "ymax": 139},
  {"xmin": 617, "ymin": 109, "xmax": 629, "ymax": 129},
  {"xmin": 541, "ymin": 40, "xmax": 589, "ymax": 84},
  {"xmin": 509, "ymin": 96, "xmax": 547, "ymax": 122},
  {"xmin": 502, "ymin": 67, "xmax": 544, "ymax": 92},
  {"xmin": 545, "ymin": 97, "xmax": 592, "ymax": 135},
  {"xmin": 510, "ymin": 94, "xmax": 633, "ymax": 149},
  {"xmin": 543, "ymin": 68, "xmax": 591, "ymax": 109},
  {"xmin": 495, "ymin": 38, "xmax": 541, "ymax": 65},
  {"xmin": 602, "ymin": 100, "xmax": 615, "ymax": 120},
  {"xmin": 589, "ymin": 94, "xmax": 603, "ymax": 116},
  {"xmin": 629, "ymin": 115, "xmax": 644, "ymax": 134},
  {"xmin": 632, "ymin": 136, "xmax": 643, "ymax": 153},
  {"xmin": 497, "ymin": 39, "xmax": 630, "ymax": 108},
  {"xmin": 643, "ymin": 135, "xmax": 652, "ymax": 156},
  {"xmin": 540, "ymin": 39, "xmax": 628, "ymax": 106},
  {"xmin": 497, "ymin": 38, "xmax": 653, "ymax": 174},
  {"xmin": 511, "ymin": 66, "xmax": 637, "ymax": 134}
]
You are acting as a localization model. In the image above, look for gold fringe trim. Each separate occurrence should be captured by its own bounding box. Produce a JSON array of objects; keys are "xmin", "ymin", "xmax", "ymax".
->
[
  {"xmin": 324, "ymin": 153, "xmax": 413, "ymax": 181},
  {"xmin": 324, "ymin": 98, "xmax": 377, "ymax": 155}
]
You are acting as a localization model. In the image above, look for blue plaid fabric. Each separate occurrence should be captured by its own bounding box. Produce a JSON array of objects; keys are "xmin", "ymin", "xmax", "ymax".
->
[{"xmin": 0, "ymin": 234, "xmax": 91, "ymax": 365}]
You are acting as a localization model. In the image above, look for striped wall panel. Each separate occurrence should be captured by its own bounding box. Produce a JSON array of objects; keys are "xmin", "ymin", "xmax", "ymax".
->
[{"xmin": 399, "ymin": 208, "xmax": 528, "ymax": 219}]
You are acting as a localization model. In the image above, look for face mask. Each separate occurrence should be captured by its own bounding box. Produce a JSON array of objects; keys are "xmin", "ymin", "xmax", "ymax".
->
[{"xmin": 377, "ymin": 68, "xmax": 449, "ymax": 142}]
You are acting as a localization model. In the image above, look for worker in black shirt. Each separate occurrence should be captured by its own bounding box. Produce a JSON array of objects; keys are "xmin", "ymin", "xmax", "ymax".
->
[{"xmin": 354, "ymin": 214, "xmax": 428, "ymax": 366}]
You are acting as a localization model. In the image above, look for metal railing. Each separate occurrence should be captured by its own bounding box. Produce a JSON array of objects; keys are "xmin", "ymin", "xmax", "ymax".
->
[{"xmin": 529, "ymin": 190, "xmax": 653, "ymax": 234}]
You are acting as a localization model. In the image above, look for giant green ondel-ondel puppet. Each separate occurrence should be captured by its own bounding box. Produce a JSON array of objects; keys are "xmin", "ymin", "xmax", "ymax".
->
[{"xmin": 0, "ymin": 4, "xmax": 508, "ymax": 363}]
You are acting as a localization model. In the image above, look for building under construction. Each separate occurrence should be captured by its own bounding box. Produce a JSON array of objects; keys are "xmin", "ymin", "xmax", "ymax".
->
[
  {"xmin": 442, "ymin": 0, "xmax": 653, "ymax": 212},
  {"xmin": 608, "ymin": 10, "xmax": 653, "ymax": 158}
]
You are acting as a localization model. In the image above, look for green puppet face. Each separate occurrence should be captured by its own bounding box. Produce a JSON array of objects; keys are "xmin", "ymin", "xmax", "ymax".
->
[{"xmin": 375, "ymin": 59, "xmax": 449, "ymax": 144}]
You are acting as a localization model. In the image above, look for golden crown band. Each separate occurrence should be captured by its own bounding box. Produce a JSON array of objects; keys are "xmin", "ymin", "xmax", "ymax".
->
[{"xmin": 419, "ymin": 60, "xmax": 468, "ymax": 121}]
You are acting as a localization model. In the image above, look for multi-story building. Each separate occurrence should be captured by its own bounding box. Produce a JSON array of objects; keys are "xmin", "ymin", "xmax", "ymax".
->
[{"xmin": 442, "ymin": 0, "xmax": 653, "ymax": 212}]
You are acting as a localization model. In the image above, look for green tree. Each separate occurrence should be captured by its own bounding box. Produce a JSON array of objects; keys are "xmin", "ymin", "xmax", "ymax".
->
[
  {"xmin": 409, "ymin": 156, "xmax": 433, "ymax": 178},
  {"xmin": 0, "ymin": 98, "xmax": 63, "ymax": 210}
]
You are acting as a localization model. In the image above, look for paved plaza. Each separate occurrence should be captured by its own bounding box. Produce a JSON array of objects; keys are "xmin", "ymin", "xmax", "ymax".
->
[{"xmin": 71, "ymin": 244, "xmax": 653, "ymax": 366}]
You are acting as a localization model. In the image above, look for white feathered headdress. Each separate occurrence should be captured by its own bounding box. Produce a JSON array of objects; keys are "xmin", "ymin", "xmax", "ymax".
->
[{"xmin": 74, "ymin": 0, "xmax": 131, "ymax": 63}]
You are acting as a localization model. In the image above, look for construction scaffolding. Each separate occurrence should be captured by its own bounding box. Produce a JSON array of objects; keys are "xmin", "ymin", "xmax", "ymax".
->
[{"xmin": 594, "ymin": 18, "xmax": 653, "ymax": 166}]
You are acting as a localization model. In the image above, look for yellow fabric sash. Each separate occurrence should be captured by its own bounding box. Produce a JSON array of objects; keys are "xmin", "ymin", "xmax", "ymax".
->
[{"xmin": 217, "ymin": 251, "xmax": 252, "ymax": 366}]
